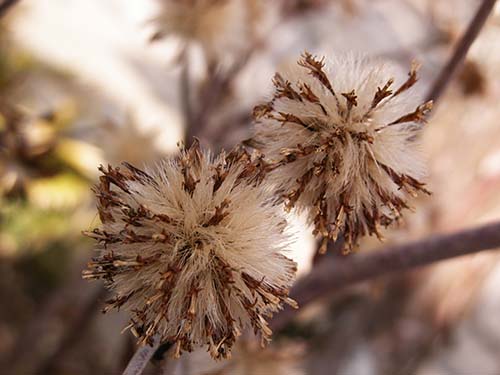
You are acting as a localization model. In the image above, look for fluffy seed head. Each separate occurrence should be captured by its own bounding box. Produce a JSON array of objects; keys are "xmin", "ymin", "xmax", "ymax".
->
[
  {"xmin": 82, "ymin": 141, "xmax": 297, "ymax": 359},
  {"xmin": 151, "ymin": 0, "xmax": 251, "ymax": 63},
  {"xmin": 252, "ymin": 52, "xmax": 432, "ymax": 254}
]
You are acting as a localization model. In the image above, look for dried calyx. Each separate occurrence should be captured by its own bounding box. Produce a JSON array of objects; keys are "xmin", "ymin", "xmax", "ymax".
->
[
  {"xmin": 252, "ymin": 52, "xmax": 432, "ymax": 254},
  {"xmin": 83, "ymin": 140, "xmax": 297, "ymax": 359}
]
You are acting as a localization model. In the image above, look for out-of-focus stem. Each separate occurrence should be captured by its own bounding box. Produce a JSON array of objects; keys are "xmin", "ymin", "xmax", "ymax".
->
[
  {"xmin": 426, "ymin": 0, "xmax": 497, "ymax": 103},
  {"xmin": 180, "ymin": 49, "xmax": 196, "ymax": 146},
  {"xmin": 0, "ymin": 0, "xmax": 19, "ymax": 19}
]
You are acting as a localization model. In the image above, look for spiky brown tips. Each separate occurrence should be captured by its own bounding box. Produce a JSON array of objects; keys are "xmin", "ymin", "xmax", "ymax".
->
[
  {"xmin": 83, "ymin": 141, "xmax": 297, "ymax": 359},
  {"xmin": 298, "ymin": 52, "xmax": 337, "ymax": 99},
  {"xmin": 252, "ymin": 52, "xmax": 432, "ymax": 254}
]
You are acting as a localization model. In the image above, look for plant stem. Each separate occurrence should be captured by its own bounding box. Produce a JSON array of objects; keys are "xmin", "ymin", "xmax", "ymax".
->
[
  {"xmin": 425, "ymin": 0, "xmax": 497, "ymax": 102},
  {"xmin": 271, "ymin": 220, "xmax": 500, "ymax": 331},
  {"xmin": 123, "ymin": 335, "xmax": 161, "ymax": 375},
  {"xmin": 0, "ymin": 0, "xmax": 19, "ymax": 19},
  {"xmin": 180, "ymin": 49, "xmax": 196, "ymax": 146}
]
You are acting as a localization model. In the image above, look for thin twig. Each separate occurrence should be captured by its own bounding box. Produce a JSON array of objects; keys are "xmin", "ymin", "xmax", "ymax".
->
[
  {"xmin": 271, "ymin": 220, "xmax": 500, "ymax": 331},
  {"xmin": 425, "ymin": 0, "xmax": 497, "ymax": 102},
  {"xmin": 194, "ymin": 48, "xmax": 257, "ymax": 135},
  {"xmin": 180, "ymin": 49, "xmax": 195, "ymax": 146},
  {"xmin": 0, "ymin": 0, "xmax": 19, "ymax": 19},
  {"xmin": 183, "ymin": 44, "xmax": 259, "ymax": 145},
  {"xmin": 123, "ymin": 335, "xmax": 161, "ymax": 375}
]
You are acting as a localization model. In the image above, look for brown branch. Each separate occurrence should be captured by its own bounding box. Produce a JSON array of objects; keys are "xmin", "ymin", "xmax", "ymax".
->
[
  {"xmin": 193, "ymin": 47, "xmax": 257, "ymax": 139},
  {"xmin": 271, "ymin": 220, "xmax": 500, "ymax": 331},
  {"xmin": 0, "ymin": 0, "xmax": 19, "ymax": 19},
  {"xmin": 180, "ymin": 50, "xmax": 195, "ymax": 147},
  {"xmin": 182, "ymin": 46, "xmax": 258, "ymax": 147},
  {"xmin": 425, "ymin": 0, "xmax": 497, "ymax": 103}
]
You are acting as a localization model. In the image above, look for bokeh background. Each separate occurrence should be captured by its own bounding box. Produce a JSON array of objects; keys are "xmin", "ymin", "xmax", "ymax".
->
[{"xmin": 1, "ymin": 0, "xmax": 500, "ymax": 374}]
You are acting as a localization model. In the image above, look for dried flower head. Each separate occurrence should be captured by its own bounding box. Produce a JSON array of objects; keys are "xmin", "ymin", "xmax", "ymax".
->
[
  {"xmin": 82, "ymin": 141, "xmax": 297, "ymax": 359},
  {"xmin": 150, "ymin": 0, "xmax": 254, "ymax": 64},
  {"xmin": 252, "ymin": 52, "xmax": 432, "ymax": 254}
]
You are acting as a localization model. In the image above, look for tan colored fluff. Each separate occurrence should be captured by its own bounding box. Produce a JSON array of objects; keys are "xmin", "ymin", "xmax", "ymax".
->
[
  {"xmin": 252, "ymin": 52, "xmax": 432, "ymax": 254},
  {"xmin": 83, "ymin": 141, "xmax": 297, "ymax": 359},
  {"xmin": 151, "ymin": 0, "xmax": 251, "ymax": 64}
]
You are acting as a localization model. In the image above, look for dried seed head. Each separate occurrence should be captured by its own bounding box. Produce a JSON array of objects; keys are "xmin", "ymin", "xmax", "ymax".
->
[
  {"xmin": 150, "ymin": 0, "xmax": 254, "ymax": 64},
  {"xmin": 82, "ymin": 141, "xmax": 297, "ymax": 359},
  {"xmin": 252, "ymin": 52, "xmax": 432, "ymax": 254}
]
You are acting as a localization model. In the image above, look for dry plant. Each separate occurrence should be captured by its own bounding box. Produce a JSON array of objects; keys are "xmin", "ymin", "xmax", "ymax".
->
[
  {"xmin": 85, "ymin": 50, "xmax": 434, "ymax": 366},
  {"xmin": 83, "ymin": 141, "xmax": 297, "ymax": 359},
  {"xmin": 251, "ymin": 53, "xmax": 432, "ymax": 254},
  {"xmin": 11, "ymin": 0, "xmax": 489, "ymax": 373},
  {"xmin": 77, "ymin": 0, "xmax": 500, "ymax": 372}
]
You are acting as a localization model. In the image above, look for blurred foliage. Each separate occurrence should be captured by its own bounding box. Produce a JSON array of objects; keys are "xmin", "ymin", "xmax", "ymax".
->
[
  {"xmin": 0, "ymin": 27, "xmax": 97, "ymax": 352},
  {"xmin": 0, "ymin": 33, "xmax": 35, "ymax": 88},
  {"xmin": 0, "ymin": 199, "xmax": 89, "ymax": 255},
  {"xmin": 0, "ymin": 29, "xmax": 104, "ymax": 375},
  {"xmin": 13, "ymin": 240, "xmax": 73, "ymax": 301}
]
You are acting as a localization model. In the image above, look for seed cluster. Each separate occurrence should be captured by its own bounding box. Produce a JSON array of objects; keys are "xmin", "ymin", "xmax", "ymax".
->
[
  {"xmin": 253, "ymin": 52, "xmax": 432, "ymax": 253},
  {"xmin": 83, "ymin": 141, "xmax": 297, "ymax": 359}
]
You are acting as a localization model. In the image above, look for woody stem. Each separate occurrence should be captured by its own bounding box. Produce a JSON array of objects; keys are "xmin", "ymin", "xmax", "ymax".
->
[
  {"xmin": 425, "ymin": 0, "xmax": 497, "ymax": 103},
  {"xmin": 272, "ymin": 220, "xmax": 500, "ymax": 331}
]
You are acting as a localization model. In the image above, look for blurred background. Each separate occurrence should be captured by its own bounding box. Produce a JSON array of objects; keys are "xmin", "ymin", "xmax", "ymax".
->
[{"xmin": 1, "ymin": 0, "xmax": 500, "ymax": 374}]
